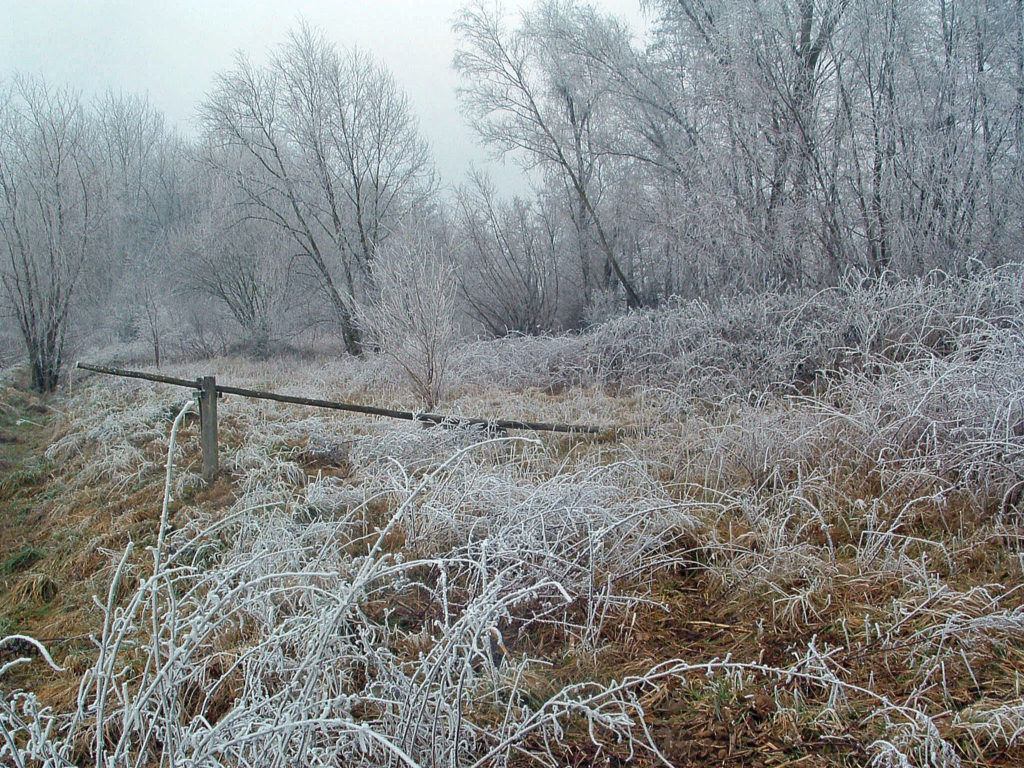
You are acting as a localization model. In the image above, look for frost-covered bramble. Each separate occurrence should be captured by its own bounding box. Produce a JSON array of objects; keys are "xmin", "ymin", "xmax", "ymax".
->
[
  {"xmin": 2, "ymin": 419, "xmax": 696, "ymax": 767},
  {"xmin": 5, "ymin": 267, "xmax": 1024, "ymax": 767},
  {"xmin": 455, "ymin": 265, "xmax": 1024, "ymax": 400}
]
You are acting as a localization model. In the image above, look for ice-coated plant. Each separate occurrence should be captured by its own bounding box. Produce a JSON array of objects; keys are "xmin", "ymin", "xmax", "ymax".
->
[{"xmin": 5, "ymin": 266, "xmax": 1024, "ymax": 767}]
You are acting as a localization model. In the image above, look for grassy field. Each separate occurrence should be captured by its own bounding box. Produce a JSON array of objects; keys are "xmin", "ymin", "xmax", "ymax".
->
[{"xmin": 3, "ymin": 271, "xmax": 1024, "ymax": 767}]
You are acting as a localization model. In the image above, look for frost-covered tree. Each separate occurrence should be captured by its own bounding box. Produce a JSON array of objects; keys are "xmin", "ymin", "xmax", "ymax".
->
[
  {"xmin": 174, "ymin": 167, "xmax": 294, "ymax": 358},
  {"xmin": 0, "ymin": 76, "xmax": 107, "ymax": 391},
  {"xmin": 483, "ymin": 0, "xmax": 1024, "ymax": 298},
  {"xmin": 454, "ymin": 1, "xmax": 644, "ymax": 309},
  {"xmin": 201, "ymin": 24, "xmax": 436, "ymax": 355},
  {"xmin": 454, "ymin": 171, "xmax": 565, "ymax": 334},
  {"xmin": 93, "ymin": 91, "xmax": 190, "ymax": 364}
]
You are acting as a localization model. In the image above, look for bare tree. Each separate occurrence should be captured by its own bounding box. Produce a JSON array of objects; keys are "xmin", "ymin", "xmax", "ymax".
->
[
  {"xmin": 454, "ymin": 1, "xmax": 643, "ymax": 309},
  {"xmin": 93, "ymin": 91, "xmax": 189, "ymax": 362},
  {"xmin": 454, "ymin": 171, "xmax": 563, "ymax": 335},
  {"xmin": 174, "ymin": 168, "xmax": 293, "ymax": 358},
  {"xmin": 0, "ymin": 76, "xmax": 105, "ymax": 392},
  {"xmin": 201, "ymin": 24, "xmax": 436, "ymax": 354}
]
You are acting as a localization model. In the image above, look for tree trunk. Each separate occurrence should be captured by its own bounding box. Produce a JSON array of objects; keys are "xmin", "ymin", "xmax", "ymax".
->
[{"xmin": 30, "ymin": 355, "xmax": 60, "ymax": 394}]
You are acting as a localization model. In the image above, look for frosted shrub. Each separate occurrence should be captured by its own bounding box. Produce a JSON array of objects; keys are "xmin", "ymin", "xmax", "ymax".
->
[
  {"xmin": 349, "ymin": 421, "xmax": 509, "ymax": 472},
  {"xmin": 2, "ymin": 429, "xmax": 690, "ymax": 767},
  {"xmin": 827, "ymin": 331, "xmax": 1024, "ymax": 499},
  {"xmin": 44, "ymin": 381, "xmax": 187, "ymax": 490},
  {"xmin": 454, "ymin": 265, "xmax": 1024, "ymax": 403},
  {"xmin": 357, "ymin": 230, "xmax": 461, "ymax": 409},
  {"xmin": 403, "ymin": 459, "xmax": 700, "ymax": 604}
]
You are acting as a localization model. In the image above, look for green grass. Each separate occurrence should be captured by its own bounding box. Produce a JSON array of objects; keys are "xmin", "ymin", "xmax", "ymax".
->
[
  {"xmin": 1, "ymin": 545, "xmax": 46, "ymax": 576},
  {"xmin": 0, "ymin": 462, "xmax": 48, "ymax": 498}
]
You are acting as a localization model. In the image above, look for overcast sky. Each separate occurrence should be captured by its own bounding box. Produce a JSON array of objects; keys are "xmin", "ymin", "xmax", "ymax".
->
[{"xmin": 0, "ymin": 0, "xmax": 647, "ymax": 196}]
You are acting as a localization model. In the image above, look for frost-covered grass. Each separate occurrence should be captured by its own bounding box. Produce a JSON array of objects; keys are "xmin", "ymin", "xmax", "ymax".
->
[{"xmin": 3, "ymin": 268, "xmax": 1024, "ymax": 766}]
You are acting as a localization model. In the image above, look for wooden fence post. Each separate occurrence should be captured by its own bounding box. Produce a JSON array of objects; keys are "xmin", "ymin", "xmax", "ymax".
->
[{"xmin": 199, "ymin": 375, "xmax": 218, "ymax": 483}]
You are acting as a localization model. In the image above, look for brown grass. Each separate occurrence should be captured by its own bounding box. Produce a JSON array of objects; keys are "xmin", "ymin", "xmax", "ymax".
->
[{"xmin": 3, "ymin": 351, "xmax": 1024, "ymax": 766}]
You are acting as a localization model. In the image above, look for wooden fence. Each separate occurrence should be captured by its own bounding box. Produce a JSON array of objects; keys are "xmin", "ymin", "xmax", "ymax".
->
[{"xmin": 75, "ymin": 362, "xmax": 606, "ymax": 483}]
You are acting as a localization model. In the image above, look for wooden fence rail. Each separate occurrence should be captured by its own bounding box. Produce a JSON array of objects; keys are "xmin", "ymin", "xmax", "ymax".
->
[{"xmin": 75, "ymin": 362, "xmax": 606, "ymax": 483}]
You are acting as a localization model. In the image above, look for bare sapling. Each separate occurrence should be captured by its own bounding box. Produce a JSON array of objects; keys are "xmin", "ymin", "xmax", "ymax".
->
[{"xmin": 357, "ymin": 229, "xmax": 461, "ymax": 410}]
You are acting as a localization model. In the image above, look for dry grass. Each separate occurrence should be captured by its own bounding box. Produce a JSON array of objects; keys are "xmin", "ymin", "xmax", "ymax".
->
[{"xmin": 3, "ymin": 269, "xmax": 1024, "ymax": 767}]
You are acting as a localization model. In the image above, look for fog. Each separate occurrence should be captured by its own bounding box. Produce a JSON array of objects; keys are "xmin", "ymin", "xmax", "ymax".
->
[{"xmin": 0, "ymin": 0, "xmax": 647, "ymax": 194}]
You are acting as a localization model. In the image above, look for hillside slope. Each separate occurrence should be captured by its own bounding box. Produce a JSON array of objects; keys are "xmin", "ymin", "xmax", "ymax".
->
[{"xmin": 3, "ymin": 271, "xmax": 1024, "ymax": 767}]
